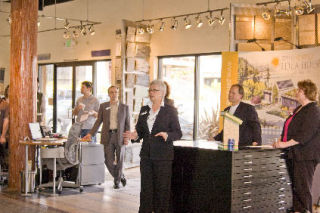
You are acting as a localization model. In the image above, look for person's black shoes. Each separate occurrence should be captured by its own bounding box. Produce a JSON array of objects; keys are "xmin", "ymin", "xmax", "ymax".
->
[
  {"xmin": 120, "ymin": 177, "xmax": 127, "ymax": 187},
  {"xmin": 113, "ymin": 183, "xmax": 120, "ymax": 189}
]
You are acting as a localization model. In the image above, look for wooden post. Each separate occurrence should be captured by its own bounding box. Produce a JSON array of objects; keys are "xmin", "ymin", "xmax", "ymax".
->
[{"xmin": 9, "ymin": 0, "xmax": 38, "ymax": 190}]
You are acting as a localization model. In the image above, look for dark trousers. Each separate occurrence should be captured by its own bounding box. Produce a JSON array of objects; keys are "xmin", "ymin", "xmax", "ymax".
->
[
  {"xmin": 286, "ymin": 159, "xmax": 318, "ymax": 212},
  {"xmin": 139, "ymin": 158, "xmax": 172, "ymax": 213}
]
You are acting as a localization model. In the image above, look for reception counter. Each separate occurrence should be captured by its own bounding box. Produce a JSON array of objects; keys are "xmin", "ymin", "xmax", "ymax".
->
[{"xmin": 172, "ymin": 141, "xmax": 292, "ymax": 213}]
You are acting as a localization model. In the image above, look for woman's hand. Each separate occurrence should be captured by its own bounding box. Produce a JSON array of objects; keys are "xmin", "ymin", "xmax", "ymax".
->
[
  {"xmin": 273, "ymin": 141, "xmax": 286, "ymax": 148},
  {"xmin": 123, "ymin": 131, "xmax": 138, "ymax": 140},
  {"xmin": 155, "ymin": 132, "xmax": 168, "ymax": 141},
  {"xmin": 273, "ymin": 139, "xmax": 298, "ymax": 149}
]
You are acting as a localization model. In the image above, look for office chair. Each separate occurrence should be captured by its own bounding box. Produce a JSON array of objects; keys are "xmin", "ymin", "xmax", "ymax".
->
[{"xmin": 40, "ymin": 122, "xmax": 83, "ymax": 194}]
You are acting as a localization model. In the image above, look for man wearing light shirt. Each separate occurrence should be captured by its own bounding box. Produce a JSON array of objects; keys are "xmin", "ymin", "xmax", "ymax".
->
[
  {"xmin": 214, "ymin": 84, "xmax": 261, "ymax": 146},
  {"xmin": 73, "ymin": 81, "xmax": 99, "ymax": 142},
  {"xmin": 83, "ymin": 86, "xmax": 130, "ymax": 189}
]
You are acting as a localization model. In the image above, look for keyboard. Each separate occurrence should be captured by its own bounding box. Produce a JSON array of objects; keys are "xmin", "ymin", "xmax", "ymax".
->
[{"xmin": 35, "ymin": 137, "xmax": 58, "ymax": 141}]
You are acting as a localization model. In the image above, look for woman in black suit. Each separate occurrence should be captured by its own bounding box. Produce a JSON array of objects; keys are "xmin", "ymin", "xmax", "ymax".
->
[
  {"xmin": 124, "ymin": 80, "xmax": 182, "ymax": 213},
  {"xmin": 273, "ymin": 80, "xmax": 320, "ymax": 213}
]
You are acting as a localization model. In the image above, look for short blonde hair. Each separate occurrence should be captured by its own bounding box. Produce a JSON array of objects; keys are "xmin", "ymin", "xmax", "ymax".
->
[
  {"xmin": 150, "ymin": 80, "xmax": 167, "ymax": 98},
  {"xmin": 297, "ymin": 80, "xmax": 318, "ymax": 101}
]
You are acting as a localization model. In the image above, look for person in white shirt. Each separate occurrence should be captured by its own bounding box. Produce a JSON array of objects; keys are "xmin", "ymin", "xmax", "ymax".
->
[{"xmin": 214, "ymin": 84, "xmax": 261, "ymax": 146}]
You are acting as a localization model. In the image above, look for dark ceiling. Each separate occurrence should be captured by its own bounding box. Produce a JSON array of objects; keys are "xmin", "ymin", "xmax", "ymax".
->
[{"xmin": 5, "ymin": 0, "xmax": 74, "ymax": 10}]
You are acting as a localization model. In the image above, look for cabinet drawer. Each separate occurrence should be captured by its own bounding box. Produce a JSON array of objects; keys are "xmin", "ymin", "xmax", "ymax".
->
[{"xmin": 232, "ymin": 167, "xmax": 288, "ymax": 180}]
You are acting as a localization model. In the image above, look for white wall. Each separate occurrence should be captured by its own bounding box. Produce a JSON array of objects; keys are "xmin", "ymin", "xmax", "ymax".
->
[{"xmin": 1, "ymin": 0, "xmax": 320, "ymax": 86}]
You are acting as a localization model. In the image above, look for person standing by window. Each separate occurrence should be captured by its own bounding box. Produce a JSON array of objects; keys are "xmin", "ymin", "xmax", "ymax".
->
[
  {"xmin": 124, "ymin": 80, "xmax": 182, "ymax": 213},
  {"xmin": 83, "ymin": 86, "xmax": 130, "ymax": 189},
  {"xmin": 73, "ymin": 81, "xmax": 99, "ymax": 142},
  {"xmin": 273, "ymin": 80, "xmax": 320, "ymax": 213}
]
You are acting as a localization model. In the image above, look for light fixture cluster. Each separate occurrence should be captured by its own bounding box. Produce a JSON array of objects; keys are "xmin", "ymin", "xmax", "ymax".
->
[
  {"xmin": 2, "ymin": 11, "xmax": 100, "ymax": 39},
  {"xmin": 257, "ymin": 0, "xmax": 315, "ymax": 21},
  {"xmin": 62, "ymin": 20, "xmax": 96, "ymax": 39},
  {"xmin": 136, "ymin": 7, "xmax": 228, "ymax": 34}
]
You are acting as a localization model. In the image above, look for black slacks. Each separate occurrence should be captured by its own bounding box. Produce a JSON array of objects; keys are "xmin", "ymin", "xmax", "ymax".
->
[
  {"xmin": 286, "ymin": 159, "xmax": 318, "ymax": 212},
  {"xmin": 139, "ymin": 158, "xmax": 172, "ymax": 213}
]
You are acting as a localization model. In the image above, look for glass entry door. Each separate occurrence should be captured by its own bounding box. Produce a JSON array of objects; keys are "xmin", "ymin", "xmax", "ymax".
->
[
  {"xmin": 39, "ymin": 60, "xmax": 110, "ymax": 136},
  {"xmin": 56, "ymin": 66, "xmax": 73, "ymax": 135}
]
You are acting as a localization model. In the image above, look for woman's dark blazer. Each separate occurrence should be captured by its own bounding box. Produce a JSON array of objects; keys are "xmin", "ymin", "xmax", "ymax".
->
[
  {"xmin": 281, "ymin": 102, "xmax": 320, "ymax": 162},
  {"xmin": 134, "ymin": 104, "xmax": 182, "ymax": 161}
]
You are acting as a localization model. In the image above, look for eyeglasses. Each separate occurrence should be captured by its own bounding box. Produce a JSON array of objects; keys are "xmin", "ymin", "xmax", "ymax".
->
[{"xmin": 148, "ymin": 89, "xmax": 160, "ymax": 93}]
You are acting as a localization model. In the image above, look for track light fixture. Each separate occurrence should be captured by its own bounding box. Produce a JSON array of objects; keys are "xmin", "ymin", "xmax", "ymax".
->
[
  {"xmin": 159, "ymin": 20, "xmax": 165, "ymax": 32},
  {"xmin": 64, "ymin": 19, "xmax": 70, "ymax": 30},
  {"xmin": 184, "ymin": 17, "xmax": 192, "ymax": 29},
  {"xmin": 137, "ymin": 27, "xmax": 145, "ymax": 34},
  {"xmin": 80, "ymin": 21, "xmax": 87, "ymax": 36},
  {"xmin": 257, "ymin": 0, "xmax": 315, "ymax": 17},
  {"xmin": 261, "ymin": 5, "xmax": 271, "ymax": 20},
  {"xmin": 146, "ymin": 22, "xmax": 154, "ymax": 34},
  {"xmin": 304, "ymin": 0, "xmax": 315, "ymax": 13},
  {"xmin": 171, "ymin": 18, "xmax": 178, "ymax": 30},
  {"xmin": 134, "ymin": 7, "xmax": 228, "ymax": 33},
  {"xmin": 207, "ymin": 12, "xmax": 216, "ymax": 26},
  {"xmin": 218, "ymin": 10, "xmax": 225, "ymax": 25},
  {"xmin": 6, "ymin": 15, "xmax": 11, "ymax": 25},
  {"xmin": 195, "ymin": 15, "xmax": 203, "ymax": 28},
  {"xmin": 294, "ymin": 6, "xmax": 305, "ymax": 15},
  {"xmin": 72, "ymin": 28, "xmax": 80, "ymax": 38},
  {"xmin": 88, "ymin": 24, "xmax": 95, "ymax": 35},
  {"xmin": 63, "ymin": 30, "xmax": 70, "ymax": 39}
]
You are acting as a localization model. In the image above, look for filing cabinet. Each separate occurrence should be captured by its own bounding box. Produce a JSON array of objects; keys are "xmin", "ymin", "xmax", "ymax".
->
[{"xmin": 172, "ymin": 146, "xmax": 292, "ymax": 213}]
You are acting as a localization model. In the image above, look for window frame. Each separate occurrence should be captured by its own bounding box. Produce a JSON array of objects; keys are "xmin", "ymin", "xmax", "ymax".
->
[{"xmin": 158, "ymin": 52, "xmax": 221, "ymax": 140}]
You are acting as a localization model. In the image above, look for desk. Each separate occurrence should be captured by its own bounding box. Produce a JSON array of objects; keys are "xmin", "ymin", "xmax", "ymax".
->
[
  {"xmin": 172, "ymin": 141, "xmax": 292, "ymax": 213},
  {"xmin": 19, "ymin": 139, "xmax": 66, "ymax": 195}
]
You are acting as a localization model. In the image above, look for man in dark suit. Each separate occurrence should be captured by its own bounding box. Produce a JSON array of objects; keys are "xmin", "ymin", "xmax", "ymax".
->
[
  {"xmin": 214, "ymin": 84, "xmax": 261, "ymax": 146},
  {"xmin": 83, "ymin": 86, "xmax": 130, "ymax": 189}
]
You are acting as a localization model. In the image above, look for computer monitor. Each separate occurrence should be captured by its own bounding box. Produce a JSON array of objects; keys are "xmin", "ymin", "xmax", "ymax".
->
[{"xmin": 29, "ymin": 122, "xmax": 44, "ymax": 140}]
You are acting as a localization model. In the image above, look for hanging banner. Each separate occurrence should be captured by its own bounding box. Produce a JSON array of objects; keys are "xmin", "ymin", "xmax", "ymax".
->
[
  {"xmin": 219, "ymin": 52, "xmax": 239, "ymax": 130},
  {"xmin": 238, "ymin": 47, "xmax": 320, "ymax": 144}
]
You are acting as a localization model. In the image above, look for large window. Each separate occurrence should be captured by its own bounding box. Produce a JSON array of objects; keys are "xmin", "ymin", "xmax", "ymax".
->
[
  {"xmin": 159, "ymin": 54, "xmax": 222, "ymax": 140},
  {"xmin": 38, "ymin": 60, "xmax": 111, "ymax": 135}
]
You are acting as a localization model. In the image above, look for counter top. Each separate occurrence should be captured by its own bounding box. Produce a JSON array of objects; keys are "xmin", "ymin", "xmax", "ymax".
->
[{"xmin": 173, "ymin": 140, "xmax": 274, "ymax": 150}]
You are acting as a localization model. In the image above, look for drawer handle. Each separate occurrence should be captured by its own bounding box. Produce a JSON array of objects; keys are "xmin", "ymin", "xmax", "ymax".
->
[
  {"xmin": 278, "ymin": 171, "xmax": 285, "ymax": 174},
  {"xmin": 279, "ymin": 207, "xmax": 285, "ymax": 210},
  {"xmin": 278, "ymin": 194, "xmax": 285, "ymax": 198},
  {"xmin": 243, "ymin": 199, "xmax": 252, "ymax": 202},
  {"xmin": 244, "ymin": 161, "xmax": 253, "ymax": 164},
  {"xmin": 242, "ymin": 206, "xmax": 252, "ymax": 209},
  {"xmin": 243, "ymin": 168, "xmax": 252, "ymax": 171},
  {"xmin": 243, "ymin": 192, "xmax": 252, "ymax": 195},
  {"xmin": 279, "ymin": 177, "xmax": 286, "ymax": 180},
  {"xmin": 278, "ymin": 200, "xmax": 285, "ymax": 204},
  {"xmin": 243, "ymin": 175, "xmax": 253, "ymax": 178},
  {"xmin": 244, "ymin": 181, "xmax": 252, "ymax": 184},
  {"xmin": 279, "ymin": 164, "xmax": 286, "ymax": 168},
  {"xmin": 244, "ymin": 155, "xmax": 252, "ymax": 158},
  {"xmin": 278, "ymin": 188, "xmax": 285, "ymax": 191}
]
